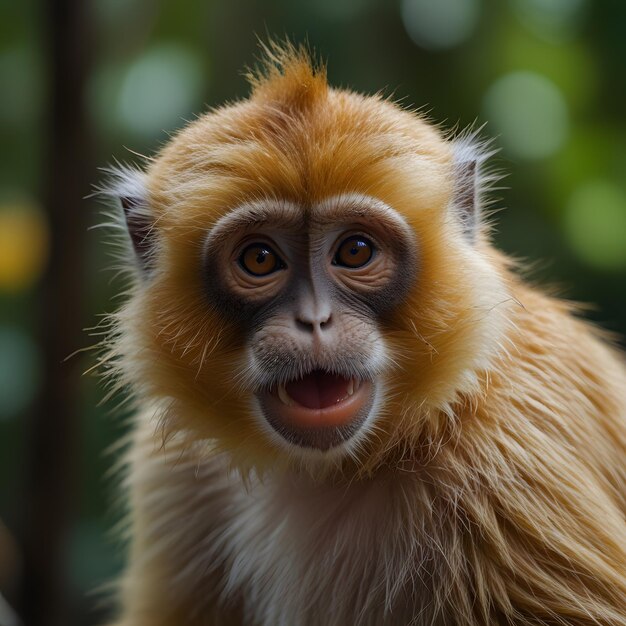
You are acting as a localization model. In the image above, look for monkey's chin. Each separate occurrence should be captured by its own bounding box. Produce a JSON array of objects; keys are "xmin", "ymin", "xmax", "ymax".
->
[{"xmin": 257, "ymin": 372, "xmax": 375, "ymax": 451}]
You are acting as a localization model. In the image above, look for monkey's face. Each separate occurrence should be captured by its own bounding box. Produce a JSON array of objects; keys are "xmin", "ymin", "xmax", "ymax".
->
[
  {"xmin": 110, "ymin": 55, "xmax": 509, "ymax": 474},
  {"xmin": 202, "ymin": 195, "xmax": 417, "ymax": 452}
]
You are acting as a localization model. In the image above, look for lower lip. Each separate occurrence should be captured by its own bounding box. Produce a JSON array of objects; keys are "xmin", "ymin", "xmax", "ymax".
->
[{"xmin": 260, "ymin": 379, "xmax": 373, "ymax": 430}]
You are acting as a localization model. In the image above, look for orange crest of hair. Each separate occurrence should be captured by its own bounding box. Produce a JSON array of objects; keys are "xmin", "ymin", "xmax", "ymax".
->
[{"xmin": 246, "ymin": 40, "xmax": 328, "ymax": 110}]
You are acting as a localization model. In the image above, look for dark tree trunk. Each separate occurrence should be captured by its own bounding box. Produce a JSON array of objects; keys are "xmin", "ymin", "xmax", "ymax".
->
[{"xmin": 16, "ymin": 0, "xmax": 93, "ymax": 624}]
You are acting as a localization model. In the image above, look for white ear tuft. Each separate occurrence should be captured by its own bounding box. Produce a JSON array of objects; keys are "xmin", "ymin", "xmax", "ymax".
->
[
  {"xmin": 98, "ymin": 164, "xmax": 156, "ymax": 272},
  {"xmin": 450, "ymin": 130, "xmax": 499, "ymax": 242}
]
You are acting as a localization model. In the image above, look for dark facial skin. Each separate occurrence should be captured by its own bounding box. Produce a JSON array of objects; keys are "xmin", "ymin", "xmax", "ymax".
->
[{"xmin": 202, "ymin": 194, "xmax": 418, "ymax": 450}]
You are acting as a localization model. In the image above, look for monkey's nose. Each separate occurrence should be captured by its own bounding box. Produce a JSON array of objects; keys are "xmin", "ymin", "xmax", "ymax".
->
[{"xmin": 295, "ymin": 311, "xmax": 333, "ymax": 334}]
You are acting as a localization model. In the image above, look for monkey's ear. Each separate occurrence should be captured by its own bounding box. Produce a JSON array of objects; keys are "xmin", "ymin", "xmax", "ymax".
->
[
  {"xmin": 450, "ymin": 135, "xmax": 496, "ymax": 242},
  {"xmin": 120, "ymin": 194, "xmax": 156, "ymax": 271},
  {"xmin": 102, "ymin": 165, "xmax": 157, "ymax": 272}
]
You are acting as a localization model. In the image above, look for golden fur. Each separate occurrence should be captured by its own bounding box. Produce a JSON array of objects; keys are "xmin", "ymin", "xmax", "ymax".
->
[{"xmin": 103, "ymin": 44, "xmax": 626, "ymax": 625}]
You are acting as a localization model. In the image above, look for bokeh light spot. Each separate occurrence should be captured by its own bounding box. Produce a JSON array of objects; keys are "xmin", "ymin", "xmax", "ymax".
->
[
  {"xmin": 0, "ymin": 202, "xmax": 49, "ymax": 293},
  {"xmin": 0, "ymin": 327, "xmax": 41, "ymax": 420},
  {"xmin": 496, "ymin": 28, "xmax": 597, "ymax": 110},
  {"xmin": 401, "ymin": 0, "xmax": 481, "ymax": 51},
  {"xmin": 117, "ymin": 44, "xmax": 204, "ymax": 139},
  {"xmin": 483, "ymin": 71, "xmax": 569, "ymax": 160},
  {"xmin": 564, "ymin": 181, "xmax": 626, "ymax": 270}
]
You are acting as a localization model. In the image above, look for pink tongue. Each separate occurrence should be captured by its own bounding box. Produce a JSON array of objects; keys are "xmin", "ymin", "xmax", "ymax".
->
[{"xmin": 285, "ymin": 371, "xmax": 351, "ymax": 410}]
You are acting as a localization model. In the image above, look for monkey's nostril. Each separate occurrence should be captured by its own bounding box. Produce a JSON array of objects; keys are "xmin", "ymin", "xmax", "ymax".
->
[{"xmin": 295, "ymin": 318, "xmax": 314, "ymax": 333}]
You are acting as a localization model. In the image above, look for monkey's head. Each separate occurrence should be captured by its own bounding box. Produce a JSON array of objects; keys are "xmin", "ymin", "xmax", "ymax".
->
[{"xmin": 105, "ymin": 44, "xmax": 510, "ymax": 477}]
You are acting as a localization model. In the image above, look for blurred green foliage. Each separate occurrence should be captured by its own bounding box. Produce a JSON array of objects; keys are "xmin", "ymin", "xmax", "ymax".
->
[{"xmin": 0, "ymin": 0, "xmax": 625, "ymax": 623}]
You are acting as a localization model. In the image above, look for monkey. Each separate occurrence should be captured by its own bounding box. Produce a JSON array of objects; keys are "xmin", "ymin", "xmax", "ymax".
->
[{"xmin": 100, "ymin": 43, "xmax": 626, "ymax": 626}]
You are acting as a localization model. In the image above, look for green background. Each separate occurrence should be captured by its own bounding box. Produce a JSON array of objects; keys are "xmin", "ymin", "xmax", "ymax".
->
[{"xmin": 0, "ymin": 0, "xmax": 625, "ymax": 624}]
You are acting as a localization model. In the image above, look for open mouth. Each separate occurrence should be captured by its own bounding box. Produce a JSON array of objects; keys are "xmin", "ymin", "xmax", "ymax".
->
[{"xmin": 258, "ymin": 370, "xmax": 374, "ymax": 450}]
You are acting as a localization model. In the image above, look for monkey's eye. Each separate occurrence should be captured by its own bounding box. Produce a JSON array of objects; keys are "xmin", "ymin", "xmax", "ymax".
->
[
  {"xmin": 333, "ymin": 236, "xmax": 374, "ymax": 268},
  {"xmin": 238, "ymin": 243, "xmax": 284, "ymax": 276}
]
